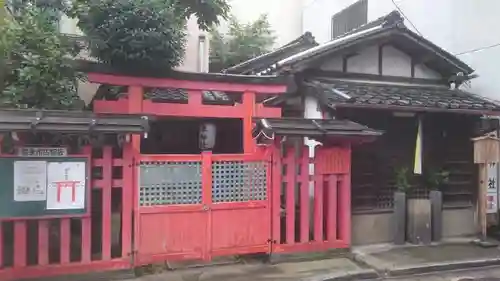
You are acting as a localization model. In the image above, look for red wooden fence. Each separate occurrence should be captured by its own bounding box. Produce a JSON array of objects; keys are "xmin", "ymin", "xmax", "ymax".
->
[
  {"xmin": 270, "ymin": 143, "xmax": 351, "ymax": 254},
  {"xmin": 0, "ymin": 144, "xmax": 352, "ymax": 280},
  {"xmin": 0, "ymin": 145, "xmax": 135, "ymax": 281}
]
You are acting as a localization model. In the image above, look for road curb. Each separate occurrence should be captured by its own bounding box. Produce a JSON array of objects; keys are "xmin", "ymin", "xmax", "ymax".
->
[
  {"xmin": 385, "ymin": 258, "xmax": 500, "ymax": 277},
  {"xmin": 301, "ymin": 269, "xmax": 379, "ymax": 281}
]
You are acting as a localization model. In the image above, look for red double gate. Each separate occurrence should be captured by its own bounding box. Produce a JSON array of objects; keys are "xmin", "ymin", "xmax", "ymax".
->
[
  {"xmin": 134, "ymin": 143, "xmax": 352, "ymax": 263},
  {"xmin": 135, "ymin": 150, "xmax": 273, "ymax": 264}
]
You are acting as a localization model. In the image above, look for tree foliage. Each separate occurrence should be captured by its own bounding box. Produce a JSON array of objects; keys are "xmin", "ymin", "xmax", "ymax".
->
[
  {"xmin": 209, "ymin": 14, "xmax": 275, "ymax": 72},
  {"xmin": 69, "ymin": 0, "xmax": 230, "ymax": 69},
  {"xmin": 0, "ymin": 2, "xmax": 82, "ymax": 109},
  {"xmin": 172, "ymin": 0, "xmax": 230, "ymax": 31}
]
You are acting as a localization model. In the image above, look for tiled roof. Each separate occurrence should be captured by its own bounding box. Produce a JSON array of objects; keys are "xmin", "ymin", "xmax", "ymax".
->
[
  {"xmin": 306, "ymin": 80, "xmax": 500, "ymax": 112},
  {"xmin": 89, "ymin": 85, "xmax": 232, "ymax": 106},
  {"xmin": 224, "ymin": 32, "xmax": 318, "ymax": 75},
  {"xmin": 147, "ymin": 88, "xmax": 232, "ymax": 105},
  {"xmin": 253, "ymin": 117, "xmax": 382, "ymax": 138}
]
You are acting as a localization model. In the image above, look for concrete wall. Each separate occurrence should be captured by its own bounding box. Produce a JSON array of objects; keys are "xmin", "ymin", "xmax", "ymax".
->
[
  {"xmin": 176, "ymin": 16, "xmax": 209, "ymax": 73},
  {"xmin": 303, "ymin": 0, "xmax": 500, "ymax": 101},
  {"xmin": 352, "ymin": 212, "xmax": 393, "ymax": 245},
  {"xmin": 442, "ymin": 208, "xmax": 476, "ymax": 237},
  {"xmin": 352, "ymin": 208, "xmax": 476, "ymax": 245}
]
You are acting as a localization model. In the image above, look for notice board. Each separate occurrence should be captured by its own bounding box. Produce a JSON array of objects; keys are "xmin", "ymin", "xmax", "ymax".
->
[{"xmin": 0, "ymin": 157, "xmax": 89, "ymax": 218}]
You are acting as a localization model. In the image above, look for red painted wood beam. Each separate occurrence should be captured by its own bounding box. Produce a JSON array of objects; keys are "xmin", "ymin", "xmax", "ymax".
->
[
  {"xmin": 0, "ymin": 259, "xmax": 131, "ymax": 281},
  {"xmin": 243, "ymin": 92, "xmax": 256, "ymax": 153},
  {"xmin": 144, "ymin": 100, "xmax": 244, "ymax": 118},
  {"xmin": 93, "ymin": 100, "xmax": 282, "ymax": 118},
  {"xmin": 87, "ymin": 73, "xmax": 287, "ymax": 94}
]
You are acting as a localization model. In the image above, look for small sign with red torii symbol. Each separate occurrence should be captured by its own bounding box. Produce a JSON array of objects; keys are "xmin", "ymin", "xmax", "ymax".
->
[{"xmin": 46, "ymin": 162, "xmax": 86, "ymax": 210}]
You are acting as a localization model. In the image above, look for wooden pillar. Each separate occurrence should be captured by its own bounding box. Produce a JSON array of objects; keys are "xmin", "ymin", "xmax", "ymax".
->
[
  {"xmin": 126, "ymin": 86, "xmax": 143, "ymax": 259},
  {"xmin": 478, "ymin": 163, "xmax": 487, "ymax": 239},
  {"xmin": 243, "ymin": 91, "xmax": 256, "ymax": 154},
  {"xmin": 270, "ymin": 138, "xmax": 282, "ymax": 248},
  {"xmin": 81, "ymin": 146, "xmax": 92, "ymax": 263},
  {"xmin": 128, "ymin": 86, "xmax": 143, "ymax": 149},
  {"xmin": 102, "ymin": 147, "xmax": 112, "ymax": 260},
  {"xmin": 201, "ymin": 151, "xmax": 212, "ymax": 261}
]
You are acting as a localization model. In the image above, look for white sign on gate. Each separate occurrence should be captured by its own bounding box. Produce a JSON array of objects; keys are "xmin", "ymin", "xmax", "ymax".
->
[
  {"xmin": 46, "ymin": 162, "xmax": 86, "ymax": 210},
  {"xmin": 487, "ymin": 162, "xmax": 498, "ymax": 213},
  {"xmin": 13, "ymin": 160, "xmax": 47, "ymax": 202}
]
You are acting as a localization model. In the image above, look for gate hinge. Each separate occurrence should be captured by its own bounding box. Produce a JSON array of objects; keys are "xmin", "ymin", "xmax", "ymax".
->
[
  {"xmin": 128, "ymin": 249, "xmax": 138, "ymax": 265},
  {"xmin": 267, "ymin": 239, "xmax": 277, "ymax": 244}
]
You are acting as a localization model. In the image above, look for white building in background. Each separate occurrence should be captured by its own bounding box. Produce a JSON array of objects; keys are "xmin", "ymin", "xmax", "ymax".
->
[
  {"xmin": 59, "ymin": 15, "xmax": 208, "ymax": 73},
  {"xmin": 59, "ymin": 14, "xmax": 209, "ymax": 103},
  {"xmin": 302, "ymin": 0, "xmax": 500, "ymax": 101}
]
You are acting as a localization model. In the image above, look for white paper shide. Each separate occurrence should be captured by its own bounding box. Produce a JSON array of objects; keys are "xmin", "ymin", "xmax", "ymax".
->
[
  {"xmin": 13, "ymin": 161, "xmax": 47, "ymax": 202},
  {"xmin": 46, "ymin": 162, "xmax": 86, "ymax": 210}
]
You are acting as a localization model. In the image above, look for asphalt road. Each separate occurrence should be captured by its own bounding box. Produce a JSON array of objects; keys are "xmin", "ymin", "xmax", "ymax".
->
[{"xmin": 378, "ymin": 266, "xmax": 500, "ymax": 281}]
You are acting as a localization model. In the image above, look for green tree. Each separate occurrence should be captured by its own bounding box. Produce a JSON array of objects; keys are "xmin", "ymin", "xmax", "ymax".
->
[
  {"xmin": 69, "ymin": 0, "xmax": 230, "ymax": 69},
  {"xmin": 209, "ymin": 14, "xmax": 275, "ymax": 72},
  {"xmin": 0, "ymin": 3, "xmax": 82, "ymax": 109}
]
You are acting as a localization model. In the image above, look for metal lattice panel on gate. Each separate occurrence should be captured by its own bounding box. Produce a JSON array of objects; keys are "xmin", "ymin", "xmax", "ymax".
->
[
  {"xmin": 212, "ymin": 161, "xmax": 267, "ymax": 202},
  {"xmin": 139, "ymin": 161, "xmax": 202, "ymax": 206}
]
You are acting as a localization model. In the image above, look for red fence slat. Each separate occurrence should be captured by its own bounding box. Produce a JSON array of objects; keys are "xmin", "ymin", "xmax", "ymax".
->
[
  {"xmin": 285, "ymin": 148, "xmax": 296, "ymax": 244},
  {"xmin": 13, "ymin": 221, "xmax": 27, "ymax": 268},
  {"xmin": 327, "ymin": 175, "xmax": 338, "ymax": 242},
  {"xmin": 60, "ymin": 219, "xmax": 71, "ymax": 264},
  {"xmin": 102, "ymin": 147, "xmax": 112, "ymax": 260},
  {"xmin": 339, "ymin": 174, "xmax": 351, "ymax": 244},
  {"xmin": 38, "ymin": 220, "xmax": 49, "ymax": 266},
  {"xmin": 299, "ymin": 147, "xmax": 310, "ymax": 244},
  {"xmin": 313, "ymin": 174, "xmax": 324, "ymax": 242},
  {"xmin": 121, "ymin": 144, "xmax": 132, "ymax": 258},
  {"xmin": 271, "ymin": 146, "xmax": 282, "ymax": 245},
  {"xmin": 81, "ymin": 217, "xmax": 91, "ymax": 263}
]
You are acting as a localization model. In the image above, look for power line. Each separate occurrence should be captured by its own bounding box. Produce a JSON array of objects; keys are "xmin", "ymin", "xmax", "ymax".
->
[
  {"xmin": 390, "ymin": 0, "xmax": 500, "ymax": 57},
  {"xmin": 303, "ymin": 0, "xmax": 321, "ymax": 9},
  {"xmin": 454, "ymin": 43, "xmax": 500, "ymax": 56},
  {"xmin": 391, "ymin": 0, "xmax": 423, "ymax": 36}
]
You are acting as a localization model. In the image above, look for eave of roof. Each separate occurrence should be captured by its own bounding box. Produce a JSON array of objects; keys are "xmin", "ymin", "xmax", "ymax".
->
[
  {"xmin": 275, "ymin": 11, "xmax": 474, "ymax": 76},
  {"xmin": 223, "ymin": 32, "xmax": 318, "ymax": 75},
  {"xmin": 74, "ymin": 59, "xmax": 289, "ymax": 86},
  {"xmin": 253, "ymin": 117, "xmax": 382, "ymax": 138},
  {"xmin": 0, "ymin": 109, "xmax": 150, "ymax": 134},
  {"xmin": 305, "ymin": 79, "xmax": 500, "ymax": 115}
]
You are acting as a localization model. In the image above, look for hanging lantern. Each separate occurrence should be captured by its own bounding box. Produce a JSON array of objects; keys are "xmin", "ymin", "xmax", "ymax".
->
[{"xmin": 199, "ymin": 122, "xmax": 216, "ymax": 151}]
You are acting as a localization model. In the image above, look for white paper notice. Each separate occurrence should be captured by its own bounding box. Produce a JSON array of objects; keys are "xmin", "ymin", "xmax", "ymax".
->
[
  {"xmin": 13, "ymin": 161, "xmax": 47, "ymax": 202},
  {"xmin": 46, "ymin": 162, "xmax": 86, "ymax": 210}
]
